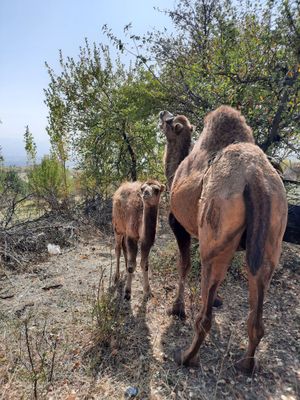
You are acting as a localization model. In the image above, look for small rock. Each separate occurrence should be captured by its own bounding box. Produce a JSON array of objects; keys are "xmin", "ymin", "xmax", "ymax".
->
[
  {"xmin": 47, "ymin": 243, "xmax": 61, "ymax": 255},
  {"xmin": 0, "ymin": 292, "xmax": 14, "ymax": 299},
  {"xmin": 124, "ymin": 386, "xmax": 138, "ymax": 398},
  {"xmin": 42, "ymin": 283, "xmax": 63, "ymax": 291}
]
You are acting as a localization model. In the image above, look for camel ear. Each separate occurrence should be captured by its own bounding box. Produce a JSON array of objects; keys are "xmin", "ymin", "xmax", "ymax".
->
[
  {"xmin": 160, "ymin": 184, "xmax": 165, "ymax": 193},
  {"xmin": 174, "ymin": 122, "xmax": 183, "ymax": 134},
  {"xmin": 190, "ymin": 124, "xmax": 195, "ymax": 132}
]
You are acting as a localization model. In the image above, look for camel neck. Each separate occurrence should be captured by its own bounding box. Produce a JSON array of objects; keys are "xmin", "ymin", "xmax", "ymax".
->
[
  {"xmin": 141, "ymin": 205, "xmax": 158, "ymax": 247},
  {"xmin": 165, "ymin": 139, "xmax": 191, "ymax": 188}
]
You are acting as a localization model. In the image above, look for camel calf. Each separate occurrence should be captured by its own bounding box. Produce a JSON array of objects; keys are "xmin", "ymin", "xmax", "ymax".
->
[{"xmin": 112, "ymin": 180, "xmax": 165, "ymax": 300}]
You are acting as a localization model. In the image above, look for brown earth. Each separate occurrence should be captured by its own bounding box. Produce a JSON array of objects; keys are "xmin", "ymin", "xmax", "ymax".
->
[{"xmin": 0, "ymin": 223, "xmax": 299, "ymax": 399}]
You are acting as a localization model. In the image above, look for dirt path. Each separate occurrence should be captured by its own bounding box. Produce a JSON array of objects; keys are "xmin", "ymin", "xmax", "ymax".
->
[{"xmin": 0, "ymin": 233, "xmax": 299, "ymax": 399}]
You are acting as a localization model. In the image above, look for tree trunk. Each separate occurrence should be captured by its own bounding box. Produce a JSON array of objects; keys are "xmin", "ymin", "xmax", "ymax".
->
[
  {"xmin": 260, "ymin": 67, "xmax": 299, "ymax": 153},
  {"xmin": 121, "ymin": 121, "xmax": 137, "ymax": 181}
]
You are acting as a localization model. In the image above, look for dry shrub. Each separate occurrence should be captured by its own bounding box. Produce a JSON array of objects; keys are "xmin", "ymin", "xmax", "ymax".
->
[{"xmin": 92, "ymin": 267, "xmax": 125, "ymax": 350}]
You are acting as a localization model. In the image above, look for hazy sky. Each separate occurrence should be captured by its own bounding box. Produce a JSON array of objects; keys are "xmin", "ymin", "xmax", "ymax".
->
[{"xmin": 0, "ymin": 0, "xmax": 175, "ymax": 165}]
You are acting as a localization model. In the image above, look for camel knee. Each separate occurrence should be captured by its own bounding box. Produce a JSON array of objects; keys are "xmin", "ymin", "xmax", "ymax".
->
[
  {"xmin": 127, "ymin": 260, "xmax": 136, "ymax": 274},
  {"xmin": 124, "ymin": 288, "xmax": 131, "ymax": 300},
  {"xmin": 195, "ymin": 314, "xmax": 212, "ymax": 334},
  {"xmin": 141, "ymin": 257, "xmax": 149, "ymax": 272},
  {"xmin": 248, "ymin": 316, "xmax": 264, "ymax": 343},
  {"xmin": 124, "ymin": 266, "xmax": 135, "ymax": 300}
]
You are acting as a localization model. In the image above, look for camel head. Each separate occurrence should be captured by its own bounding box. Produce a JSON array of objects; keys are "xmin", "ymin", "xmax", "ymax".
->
[
  {"xmin": 140, "ymin": 180, "xmax": 165, "ymax": 206},
  {"xmin": 159, "ymin": 110, "xmax": 194, "ymax": 142}
]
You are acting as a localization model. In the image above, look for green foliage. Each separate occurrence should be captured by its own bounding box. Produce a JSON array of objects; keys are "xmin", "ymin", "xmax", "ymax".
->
[
  {"xmin": 0, "ymin": 169, "xmax": 29, "ymax": 227},
  {"xmin": 24, "ymin": 125, "xmax": 37, "ymax": 164},
  {"xmin": 0, "ymin": 169, "xmax": 27, "ymax": 197},
  {"xmin": 106, "ymin": 0, "xmax": 300, "ymax": 159},
  {"xmin": 44, "ymin": 0, "xmax": 299, "ymax": 198},
  {"xmin": 28, "ymin": 156, "xmax": 69, "ymax": 210},
  {"xmin": 45, "ymin": 43, "xmax": 167, "ymax": 197}
]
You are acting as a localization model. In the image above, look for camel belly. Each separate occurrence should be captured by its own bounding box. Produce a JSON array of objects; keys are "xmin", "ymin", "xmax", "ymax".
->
[{"xmin": 170, "ymin": 174, "xmax": 202, "ymax": 238}]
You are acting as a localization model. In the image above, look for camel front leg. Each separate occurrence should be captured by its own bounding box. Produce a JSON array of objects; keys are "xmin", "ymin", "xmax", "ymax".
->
[
  {"xmin": 140, "ymin": 241, "xmax": 153, "ymax": 298},
  {"xmin": 169, "ymin": 213, "xmax": 191, "ymax": 319},
  {"xmin": 122, "ymin": 236, "xmax": 128, "ymax": 271},
  {"xmin": 124, "ymin": 237, "xmax": 138, "ymax": 300},
  {"xmin": 114, "ymin": 233, "xmax": 123, "ymax": 283}
]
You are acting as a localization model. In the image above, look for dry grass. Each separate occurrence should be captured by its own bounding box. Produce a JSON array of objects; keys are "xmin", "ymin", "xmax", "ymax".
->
[{"xmin": 0, "ymin": 230, "xmax": 299, "ymax": 399}]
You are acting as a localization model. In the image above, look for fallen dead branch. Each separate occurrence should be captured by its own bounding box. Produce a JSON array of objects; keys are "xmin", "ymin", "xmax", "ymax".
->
[{"xmin": 0, "ymin": 212, "xmax": 79, "ymax": 271}]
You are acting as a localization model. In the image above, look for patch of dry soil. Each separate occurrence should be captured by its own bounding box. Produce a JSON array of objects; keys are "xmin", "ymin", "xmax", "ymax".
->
[{"xmin": 0, "ymin": 233, "xmax": 299, "ymax": 399}]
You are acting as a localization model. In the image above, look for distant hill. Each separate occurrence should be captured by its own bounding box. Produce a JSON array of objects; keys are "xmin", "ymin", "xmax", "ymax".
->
[{"xmin": 4, "ymin": 155, "xmax": 27, "ymax": 167}]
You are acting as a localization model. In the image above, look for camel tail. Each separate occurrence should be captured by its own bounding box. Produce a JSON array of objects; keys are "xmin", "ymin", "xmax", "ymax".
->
[{"xmin": 244, "ymin": 179, "xmax": 271, "ymax": 275}]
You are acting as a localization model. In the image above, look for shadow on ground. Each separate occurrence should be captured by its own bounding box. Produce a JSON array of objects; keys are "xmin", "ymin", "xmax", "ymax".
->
[
  {"xmin": 83, "ymin": 280, "xmax": 156, "ymax": 399},
  {"xmin": 158, "ymin": 256, "xmax": 300, "ymax": 400}
]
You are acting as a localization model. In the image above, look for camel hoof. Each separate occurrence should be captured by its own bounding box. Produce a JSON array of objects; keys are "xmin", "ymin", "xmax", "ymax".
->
[
  {"xmin": 174, "ymin": 349, "xmax": 199, "ymax": 367},
  {"xmin": 124, "ymin": 290, "xmax": 131, "ymax": 301},
  {"xmin": 167, "ymin": 302, "xmax": 186, "ymax": 320},
  {"xmin": 213, "ymin": 295, "xmax": 223, "ymax": 308},
  {"xmin": 235, "ymin": 357, "xmax": 258, "ymax": 375},
  {"xmin": 143, "ymin": 290, "xmax": 153, "ymax": 300},
  {"xmin": 113, "ymin": 274, "xmax": 120, "ymax": 284}
]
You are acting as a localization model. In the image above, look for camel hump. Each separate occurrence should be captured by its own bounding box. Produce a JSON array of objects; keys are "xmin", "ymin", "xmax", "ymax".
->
[
  {"xmin": 243, "ymin": 176, "xmax": 271, "ymax": 275},
  {"xmin": 201, "ymin": 106, "xmax": 255, "ymax": 153}
]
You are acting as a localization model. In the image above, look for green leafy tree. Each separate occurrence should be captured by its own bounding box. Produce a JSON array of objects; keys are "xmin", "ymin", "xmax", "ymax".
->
[
  {"xmin": 45, "ymin": 42, "xmax": 167, "ymax": 197},
  {"xmin": 105, "ymin": 0, "xmax": 300, "ymax": 159},
  {"xmin": 0, "ymin": 169, "xmax": 29, "ymax": 227},
  {"xmin": 28, "ymin": 156, "xmax": 67, "ymax": 211},
  {"xmin": 24, "ymin": 125, "xmax": 37, "ymax": 164}
]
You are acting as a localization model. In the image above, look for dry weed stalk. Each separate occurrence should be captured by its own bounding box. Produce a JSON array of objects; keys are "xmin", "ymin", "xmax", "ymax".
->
[
  {"xmin": 93, "ymin": 263, "xmax": 124, "ymax": 349},
  {"xmin": 18, "ymin": 316, "xmax": 59, "ymax": 399}
]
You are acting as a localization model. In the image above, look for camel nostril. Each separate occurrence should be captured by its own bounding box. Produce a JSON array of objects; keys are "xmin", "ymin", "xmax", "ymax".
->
[{"xmin": 166, "ymin": 117, "xmax": 174, "ymax": 125}]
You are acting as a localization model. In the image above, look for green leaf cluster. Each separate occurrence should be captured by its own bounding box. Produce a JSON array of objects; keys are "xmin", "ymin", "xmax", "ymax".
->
[{"xmin": 28, "ymin": 156, "xmax": 69, "ymax": 210}]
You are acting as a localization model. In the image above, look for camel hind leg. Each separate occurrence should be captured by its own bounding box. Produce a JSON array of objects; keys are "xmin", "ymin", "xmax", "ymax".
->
[
  {"xmin": 237, "ymin": 199, "xmax": 287, "ymax": 373},
  {"xmin": 236, "ymin": 273, "xmax": 266, "ymax": 373}
]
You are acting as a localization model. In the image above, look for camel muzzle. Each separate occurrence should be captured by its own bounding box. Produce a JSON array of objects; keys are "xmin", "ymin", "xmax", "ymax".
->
[
  {"xmin": 159, "ymin": 110, "xmax": 174, "ymax": 122},
  {"xmin": 142, "ymin": 191, "xmax": 151, "ymax": 200}
]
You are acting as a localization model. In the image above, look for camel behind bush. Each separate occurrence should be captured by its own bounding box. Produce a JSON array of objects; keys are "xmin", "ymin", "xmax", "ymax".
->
[
  {"xmin": 112, "ymin": 180, "xmax": 164, "ymax": 300},
  {"xmin": 160, "ymin": 106, "xmax": 287, "ymax": 373}
]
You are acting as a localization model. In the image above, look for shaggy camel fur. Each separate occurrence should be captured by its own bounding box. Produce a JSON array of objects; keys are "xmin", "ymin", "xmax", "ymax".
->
[
  {"xmin": 112, "ymin": 180, "xmax": 165, "ymax": 300},
  {"xmin": 160, "ymin": 106, "xmax": 287, "ymax": 373}
]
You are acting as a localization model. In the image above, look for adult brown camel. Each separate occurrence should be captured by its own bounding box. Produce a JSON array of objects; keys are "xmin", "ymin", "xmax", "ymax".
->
[
  {"xmin": 159, "ymin": 106, "xmax": 287, "ymax": 373},
  {"xmin": 112, "ymin": 179, "xmax": 165, "ymax": 300}
]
